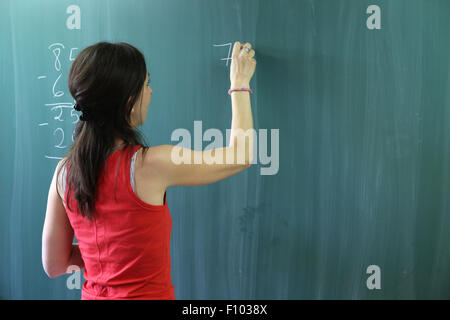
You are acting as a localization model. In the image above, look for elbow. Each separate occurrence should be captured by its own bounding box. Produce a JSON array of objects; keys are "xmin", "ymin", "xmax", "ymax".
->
[
  {"xmin": 245, "ymin": 145, "xmax": 255, "ymax": 167},
  {"xmin": 43, "ymin": 264, "xmax": 58, "ymax": 279},
  {"xmin": 44, "ymin": 266, "xmax": 66, "ymax": 279},
  {"xmin": 240, "ymin": 151, "xmax": 254, "ymax": 168},
  {"xmin": 243, "ymin": 157, "xmax": 254, "ymax": 168},
  {"xmin": 42, "ymin": 250, "xmax": 54, "ymax": 278},
  {"xmin": 42, "ymin": 257, "xmax": 64, "ymax": 279},
  {"xmin": 246, "ymin": 151, "xmax": 254, "ymax": 167}
]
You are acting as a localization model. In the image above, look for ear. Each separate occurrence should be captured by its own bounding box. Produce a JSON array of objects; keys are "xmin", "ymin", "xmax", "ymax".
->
[
  {"xmin": 126, "ymin": 96, "xmax": 133, "ymax": 107},
  {"xmin": 126, "ymin": 97, "xmax": 135, "ymax": 113},
  {"xmin": 127, "ymin": 97, "xmax": 137, "ymax": 127}
]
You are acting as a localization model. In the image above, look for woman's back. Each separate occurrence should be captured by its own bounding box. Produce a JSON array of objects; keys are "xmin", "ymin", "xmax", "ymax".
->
[{"xmin": 64, "ymin": 145, "xmax": 175, "ymax": 300}]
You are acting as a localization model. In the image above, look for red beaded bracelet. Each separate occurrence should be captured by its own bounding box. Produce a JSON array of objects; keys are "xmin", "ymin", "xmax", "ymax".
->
[{"xmin": 228, "ymin": 87, "xmax": 253, "ymax": 95}]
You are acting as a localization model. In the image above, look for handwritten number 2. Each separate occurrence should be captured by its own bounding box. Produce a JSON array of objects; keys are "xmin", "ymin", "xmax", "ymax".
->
[{"xmin": 53, "ymin": 128, "xmax": 66, "ymax": 149}]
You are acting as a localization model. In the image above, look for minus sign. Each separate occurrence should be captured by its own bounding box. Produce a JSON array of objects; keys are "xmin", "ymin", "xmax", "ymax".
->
[
  {"xmin": 37, "ymin": 76, "xmax": 47, "ymax": 79},
  {"xmin": 39, "ymin": 123, "xmax": 49, "ymax": 126},
  {"xmin": 45, "ymin": 155, "xmax": 63, "ymax": 160}
]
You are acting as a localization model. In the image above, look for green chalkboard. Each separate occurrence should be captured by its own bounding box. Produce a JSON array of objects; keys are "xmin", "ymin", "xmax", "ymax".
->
[{"xmin": 1, "ymin": 0, "xmax": 449, "ymax": 299}]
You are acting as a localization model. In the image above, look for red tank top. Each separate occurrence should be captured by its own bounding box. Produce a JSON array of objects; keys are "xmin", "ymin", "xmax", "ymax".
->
[{"xmin": 65, "ymin": 145, "xmax": 175, "ymax": 300}]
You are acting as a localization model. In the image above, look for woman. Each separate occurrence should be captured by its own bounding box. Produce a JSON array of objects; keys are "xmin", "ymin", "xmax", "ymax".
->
[{"xmin": 42, "ymin": 41, "xmax": 256, "ymax": 300}]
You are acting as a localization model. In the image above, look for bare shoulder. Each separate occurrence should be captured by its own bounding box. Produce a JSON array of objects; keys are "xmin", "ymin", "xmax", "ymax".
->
[
  {"xmin": 138, "ymin": 145, "xmax": 173, "ymax": 185},
  {"xmin": 139, "ymin": 144, "xmax": 170, "ymax": 167}
]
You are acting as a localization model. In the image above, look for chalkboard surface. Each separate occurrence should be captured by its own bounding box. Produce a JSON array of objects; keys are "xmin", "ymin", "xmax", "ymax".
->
[{"xmin": 1, "ymin": 0, "xmax": 449, "ymax": 299}]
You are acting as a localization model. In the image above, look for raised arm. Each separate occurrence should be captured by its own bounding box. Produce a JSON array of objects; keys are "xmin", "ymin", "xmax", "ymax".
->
[{"xmin": 142, "ymin": 42, "xmax": 257, "ymax": 187}]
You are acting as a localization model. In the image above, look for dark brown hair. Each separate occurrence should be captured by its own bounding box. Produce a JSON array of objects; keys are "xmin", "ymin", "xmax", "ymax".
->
[{"xmin": 57, "ymin": 42, "xmax": 149, "ymax": 220}]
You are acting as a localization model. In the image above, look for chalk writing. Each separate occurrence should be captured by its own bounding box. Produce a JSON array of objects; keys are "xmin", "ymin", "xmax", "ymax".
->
[
  {"xmin": 213, "ymin": 42, "xmax": 233, "ymax": 67},
  {"xmin": 38, "ymin": 43, "xmax": 79, "ymax": 160}
]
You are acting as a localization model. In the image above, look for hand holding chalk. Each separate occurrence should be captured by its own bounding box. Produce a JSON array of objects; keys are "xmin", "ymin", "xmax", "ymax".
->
[{"xmin": 230, "ymin": 42, "xmax": 257, "ymax": 89}]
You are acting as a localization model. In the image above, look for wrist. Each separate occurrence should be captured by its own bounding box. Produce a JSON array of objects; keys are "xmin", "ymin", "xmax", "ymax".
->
[
  {"xmin": 230, "ymin": 83, "xmax": 250, "ymax": 89},
  {"xmin": 228, "ymin": 87, "xmax": 253, "ymax": 95}
]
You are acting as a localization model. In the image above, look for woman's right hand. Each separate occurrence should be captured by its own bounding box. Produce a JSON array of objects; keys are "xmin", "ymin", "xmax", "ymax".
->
[{"xmin": 230, "ymin": 41, "xmax": 256, "ymax": 88}]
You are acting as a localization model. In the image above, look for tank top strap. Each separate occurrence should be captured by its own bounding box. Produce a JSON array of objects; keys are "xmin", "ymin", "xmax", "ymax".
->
[{"xmin": 130, "ymin": 145, "xmax": 142, "ymax": 192}]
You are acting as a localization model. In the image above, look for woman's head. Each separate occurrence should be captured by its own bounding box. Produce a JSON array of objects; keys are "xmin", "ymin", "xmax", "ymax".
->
[
  {"xmin": 60, "ymin": 41, "xmax": 151, "ymax": 220},
  {"xmin": 69, "ymin": 41, "xmax": 152, "ymax": 129}
]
